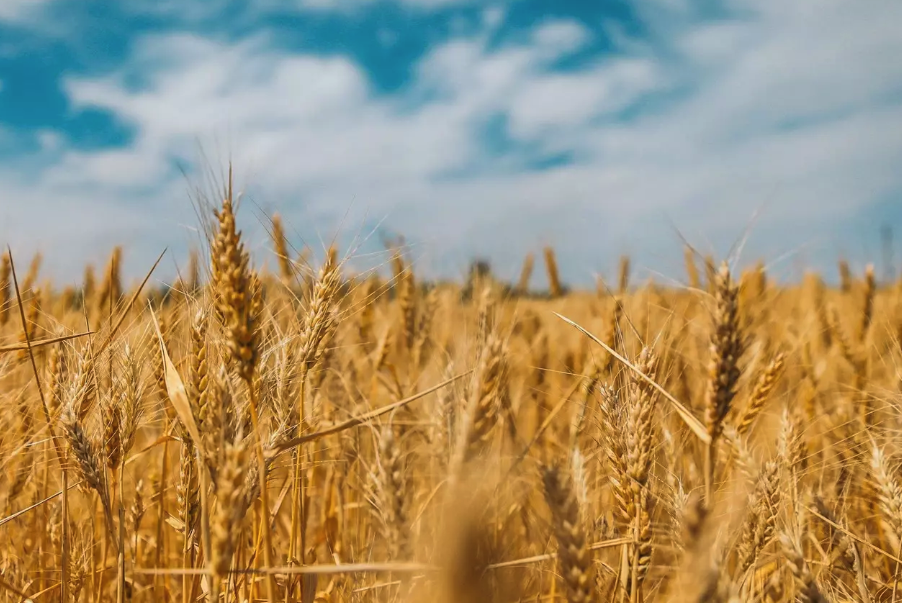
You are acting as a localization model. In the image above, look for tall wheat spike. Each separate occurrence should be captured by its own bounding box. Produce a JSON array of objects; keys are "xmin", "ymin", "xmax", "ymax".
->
[
  {"xmin": 208, "ymin": 171, "xmax": 276, "ymax": 601},
  {"xmin": 517, "ymin": 252, "xmax": 535, "ymax": 294},
  {"xmin": 0, "ymin": 251, "xmax": 10, "ymax": 326},
  {"xmin": 542, "ymin": 463, "xmax": 595, "ymax": 603},
  {"xmin": 271, "ymin": 212, "xmax": 294, "ymax": 287},
  {"xmin": 544, "ymin": 246, "xmax": 563, "ymax": 298},
  {"xmin": 704, "ymin": 262, "xmax": 745, "ymax": 505}
]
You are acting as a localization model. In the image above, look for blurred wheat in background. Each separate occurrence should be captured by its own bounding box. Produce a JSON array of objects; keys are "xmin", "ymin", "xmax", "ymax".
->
[{"xmin": 1, "ymin": 174, "xmax": 901, "ymax": 603}]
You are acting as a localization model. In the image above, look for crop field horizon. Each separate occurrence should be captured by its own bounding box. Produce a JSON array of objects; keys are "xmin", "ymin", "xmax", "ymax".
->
[{"xmin": 1, "ymin": 172, "xmax": 901, "ymax": 603}]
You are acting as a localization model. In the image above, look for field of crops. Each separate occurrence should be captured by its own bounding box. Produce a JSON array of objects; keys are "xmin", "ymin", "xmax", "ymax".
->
[{"xmin": 0, "ymin": 184, "xmax": 899, "ymax": 602}]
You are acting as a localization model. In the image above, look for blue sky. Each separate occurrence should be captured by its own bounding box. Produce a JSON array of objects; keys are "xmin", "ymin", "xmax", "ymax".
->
[{"xmin": 1, "ymin": 0, "xmax": 901, "ymax": 287}]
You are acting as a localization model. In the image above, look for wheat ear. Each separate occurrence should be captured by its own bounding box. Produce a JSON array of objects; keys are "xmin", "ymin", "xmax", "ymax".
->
[{"xmin": 542, "ymin": 463, "xmax": 595, "ymax": 603}]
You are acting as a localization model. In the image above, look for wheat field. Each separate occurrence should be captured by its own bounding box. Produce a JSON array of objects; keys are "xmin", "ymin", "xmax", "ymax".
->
[{"xmin": 0, "ymin": 184, "xmax": 900, "ymax": 603}]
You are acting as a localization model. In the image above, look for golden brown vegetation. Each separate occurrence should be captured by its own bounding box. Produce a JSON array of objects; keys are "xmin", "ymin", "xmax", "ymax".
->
[{"xmin": 2, "ymin": 183, "xmax": 902, "ymax": 603}]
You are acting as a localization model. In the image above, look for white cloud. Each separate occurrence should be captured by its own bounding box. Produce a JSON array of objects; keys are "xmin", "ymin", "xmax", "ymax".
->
[
  {"xmin": 530, "ymin": 19, "xmax": 592, "ymax": 59},
  {"xmin": 36, "ymin": 130, "xmax": 62, "ymax": 152},
  {"xmin": 505, "ymin": 58, "xmax": 663, "ymax": 142},
  {"xmin": 0, "ymin": 0, "xmax": 50, "ymax": 22},
  {"xmin": 482, "ymin": 6, "xmax": 504, "ymax": 31},
  {"xmin": 2, "ymin": 1, "xmax": 902, "ymax": 285}
]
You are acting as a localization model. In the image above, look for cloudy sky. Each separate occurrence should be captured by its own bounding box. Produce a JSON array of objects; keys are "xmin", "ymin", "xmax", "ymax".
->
[{"xmin": 1, "ymin": 0, "xmax": 901, "ymax": 288}]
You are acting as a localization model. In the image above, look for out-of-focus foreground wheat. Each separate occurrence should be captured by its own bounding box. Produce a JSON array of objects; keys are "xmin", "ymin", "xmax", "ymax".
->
[{"xmin": 1, "ymin": 185, "xmax": 900, "ymax": 603}]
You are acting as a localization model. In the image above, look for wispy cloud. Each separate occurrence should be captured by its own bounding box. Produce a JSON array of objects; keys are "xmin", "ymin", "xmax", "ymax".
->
[
  {"xmin": 0, "ymin": 0, "xmax": 48, "ymax": 22},
  {"xmin": 0, "ymin": 0, "xmax": 900, "ymax": 285}
]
